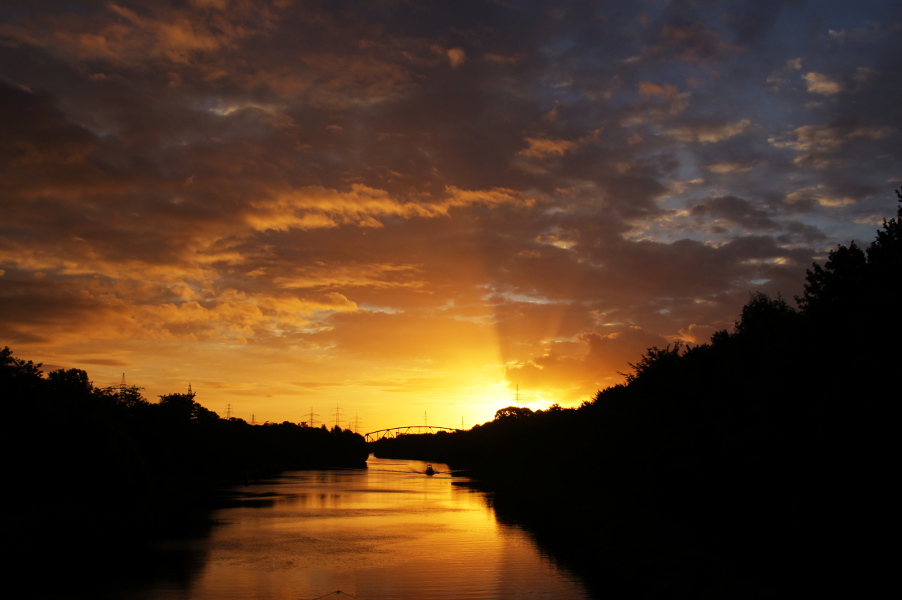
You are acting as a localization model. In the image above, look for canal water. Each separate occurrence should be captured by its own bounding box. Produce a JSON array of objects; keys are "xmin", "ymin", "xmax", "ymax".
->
[{"xmin": 91, "ymin": 456, "xmax": 590, "ymax": 600}]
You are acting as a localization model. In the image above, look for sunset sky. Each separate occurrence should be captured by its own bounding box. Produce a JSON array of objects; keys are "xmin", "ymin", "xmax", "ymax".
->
[{"xmin": 2, "ymin": 0, "xmax": 899, "ymax": 432}]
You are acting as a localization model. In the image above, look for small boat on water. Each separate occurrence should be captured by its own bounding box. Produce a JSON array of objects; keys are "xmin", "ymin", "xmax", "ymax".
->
[{"xmin": 425, "ymin": 464, "xmax": 435, "ymax": 476}]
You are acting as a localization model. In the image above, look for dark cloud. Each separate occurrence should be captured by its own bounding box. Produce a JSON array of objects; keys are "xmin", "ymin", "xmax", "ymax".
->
[
  {"xmin": 778, "ymin": 221, "xmax": 828, "ymax": 244},
  {"xmin": 725, "ymin": 0, "xmax": 793, "ymax": 47},
  {"xmin": 690, "ymin": 195, "xmax": 780, "ymax": 231}
]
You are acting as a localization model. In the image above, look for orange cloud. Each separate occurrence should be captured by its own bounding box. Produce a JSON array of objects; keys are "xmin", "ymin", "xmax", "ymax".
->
[
  {"xmin": 272, "ymin": 263, "xmax": 426, "ymax": 291},
  {"xmin": 133, "ymin": 289, "xmax": 359, "ymax": 343},
  {"xmin": 665, "ymin": 119, "xmax": 754, "ymax": 143},
  {"xmin": 803, "ymin": 72, "xmax": 843, "ymax": 95},
  {"xmin": 3, "ymin": 2, "xmax": 274, "ymax": 65},
  {"xmin": 517, "ymin": 137, "xmax": 578, "ymax": 160},
  {"xmin": 769, "ymin": 124, "xmax": 890, "ymax": 169},
  {"xmin": 247, "ymin": 184, "xmax": 525, "ymax": 232},
  {"xmin": 638, "ymin": 81, "xmax": 680, "ymax": 100},
  {"xmin": 447, "ymin": 47, "xmax": 467, "ymax": 68},
  {"xmin": 503, "ymin": 326, "xmax": 670, "ymax": 405}
]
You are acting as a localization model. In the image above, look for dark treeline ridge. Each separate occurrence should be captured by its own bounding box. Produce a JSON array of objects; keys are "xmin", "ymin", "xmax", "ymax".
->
[
  {"xmin": 372, "ymin": 188, "xmax": 901, "ymax": 598},
  {"xmin": 8, "ymin": 358, "xmax": 368, "ymax": 569}
]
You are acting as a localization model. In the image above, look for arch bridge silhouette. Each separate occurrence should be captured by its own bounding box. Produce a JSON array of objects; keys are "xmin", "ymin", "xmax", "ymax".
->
[{"xmin": 364, "ymin": 425, "xmax": 461, "ymax": 442}]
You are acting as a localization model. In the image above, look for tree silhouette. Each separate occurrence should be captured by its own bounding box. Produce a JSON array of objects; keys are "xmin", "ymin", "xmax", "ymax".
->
[
  {"xmin": 866, "ymin": 187, "xmax": 902, "ymax": 271},
  {"xmin": 798, "ymin": 186, "xmax": 902, "ymax": 319},
  {"xmin": 1, "ymin": 345, "xmax": 43, "ymax": 402},
  {"xmin": 796, "ymin": 240, "xmax": 868, "ymax": 314},
  {"xmin": 47, "ymin": 368, "xmax": 94, "ymax": 400},
  {"xmin": 620, "ymin": 340, "xmax": 685, "ymax": 384},
  {"xmin": 733, "ymin": 291, "xmax": 796, "ymax": 336},
  {"xmin": 494, "ymin": 406, "xmax": 534, "ymax": 419},
  {"xmin": 158, "ymin": 391, "xmax": 220, "ymax": 424}
]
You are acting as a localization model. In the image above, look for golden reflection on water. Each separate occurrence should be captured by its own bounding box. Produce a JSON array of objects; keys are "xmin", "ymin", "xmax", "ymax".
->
[{"xmin": 160, "ymin": 457, "xmax": 587, "ymax": 600}]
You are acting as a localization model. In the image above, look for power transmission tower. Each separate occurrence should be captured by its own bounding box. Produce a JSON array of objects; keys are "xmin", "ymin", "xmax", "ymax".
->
[
  {"xmin": 333, "ymin": 404, "xmax": 342, "ymax": 430},
  {"xmin": 308, "ymin": 407, "xmax": 320, "ymax": 428},
  {"xmin": 226, "ymin": 404, "xmax": 232, "ymax": 419},
  {"xmin": 103, "ymin": 373, "xmax": 143, "ymax": 397}
]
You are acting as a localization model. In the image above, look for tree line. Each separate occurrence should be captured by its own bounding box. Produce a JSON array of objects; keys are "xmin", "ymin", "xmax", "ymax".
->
[
  {"xmin": 7, "ymin": 355, "xmax": 368, "ymax": 566},
  {"xmin": 371, "ymin": 187, "xmax": 901, "ymax": 598}
]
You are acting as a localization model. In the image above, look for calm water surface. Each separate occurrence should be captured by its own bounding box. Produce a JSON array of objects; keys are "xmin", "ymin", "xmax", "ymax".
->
[{"xmin": 104, "ymin": 456, "xmax": 589, "ymax": 600}]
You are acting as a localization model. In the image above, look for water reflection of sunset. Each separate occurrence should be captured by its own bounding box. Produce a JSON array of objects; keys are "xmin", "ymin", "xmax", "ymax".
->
[
  {"xmin": 2, "ymin": 1, "xmax": 898, "ymax": 432},
  {"xmin": 179, "ymin": 459, "xmax": 587, "ymax": 599}
]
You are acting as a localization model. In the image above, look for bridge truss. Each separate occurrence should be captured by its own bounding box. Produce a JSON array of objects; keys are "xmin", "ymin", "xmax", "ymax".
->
[{"xmin": 364, "ymin": 426, "xmax": 461, "ymax": 442}]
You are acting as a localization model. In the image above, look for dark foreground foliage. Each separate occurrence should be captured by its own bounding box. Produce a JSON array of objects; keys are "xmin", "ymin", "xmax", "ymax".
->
[
  {"xmin": 7, "ymin": 357, "xmax": 368, "ymax": 577},
  {"xmin": 373, "ymin": 189, "xmax": 901, "ymax": 598}
]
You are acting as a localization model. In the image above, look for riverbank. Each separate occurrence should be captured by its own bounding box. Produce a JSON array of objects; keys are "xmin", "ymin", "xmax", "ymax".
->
[{"xmin": 461, "ymin": 473, "xmax": 758, "ymax": 599}]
